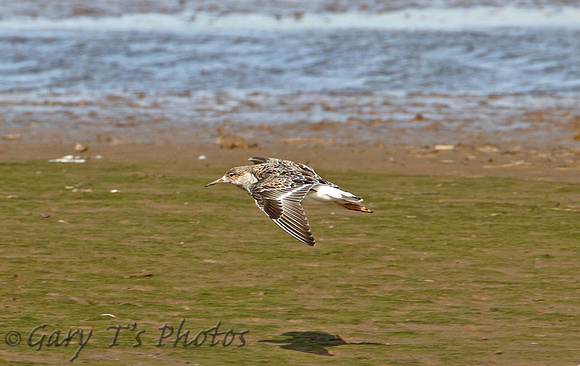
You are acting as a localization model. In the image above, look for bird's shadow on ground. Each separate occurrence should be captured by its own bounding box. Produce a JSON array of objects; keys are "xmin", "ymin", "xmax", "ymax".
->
[{"xmin": 258, "ymin": 331, "xmax": 385, "ymax": 356}]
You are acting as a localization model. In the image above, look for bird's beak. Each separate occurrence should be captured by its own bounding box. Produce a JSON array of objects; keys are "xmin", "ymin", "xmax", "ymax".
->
[{"xmin": 205, "ymin": 176, "xmax": 225, "ymax": 187}]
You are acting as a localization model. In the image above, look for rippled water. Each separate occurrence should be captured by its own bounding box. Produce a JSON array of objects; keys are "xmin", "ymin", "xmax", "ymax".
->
[{"xmin": 2, "ymin": 1, "xmax": 580, "ymax": 95}]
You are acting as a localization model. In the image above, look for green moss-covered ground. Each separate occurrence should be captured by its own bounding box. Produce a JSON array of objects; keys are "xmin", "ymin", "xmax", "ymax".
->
[{"xmin": 1, "ymin": 160, "xmax": 578, "ymax": 365}]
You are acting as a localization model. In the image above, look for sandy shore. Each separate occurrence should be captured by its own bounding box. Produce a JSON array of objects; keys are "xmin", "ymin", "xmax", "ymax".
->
[
  {"xmin": 1, "ymin": 136, "xmax": 579, "ymax": 184},
  {"xmin": 1, "ymin": 92, "xmax": 579, "ymax": 183}
]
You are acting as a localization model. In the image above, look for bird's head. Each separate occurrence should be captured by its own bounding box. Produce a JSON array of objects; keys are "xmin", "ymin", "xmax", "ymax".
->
[{"xmin": 205, "ymin": 166, "xmax": 257, "ymax": 191}]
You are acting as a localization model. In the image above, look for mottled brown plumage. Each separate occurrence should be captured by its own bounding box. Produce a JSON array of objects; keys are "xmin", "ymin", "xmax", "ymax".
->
[{"xmin": 205, "ymin": 157, "xmax": 373, "ymax": 246}]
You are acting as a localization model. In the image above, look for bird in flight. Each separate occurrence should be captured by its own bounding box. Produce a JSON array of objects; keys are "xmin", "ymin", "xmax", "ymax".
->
[{"xmin": 205, "ymin": 157, "xmax": 373, "ymax": 246}]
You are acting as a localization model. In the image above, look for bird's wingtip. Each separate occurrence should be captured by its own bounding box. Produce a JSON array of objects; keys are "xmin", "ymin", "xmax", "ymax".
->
[{"xmin": 248, "ymin": 156, "xmax": 270, "ymax": 164}]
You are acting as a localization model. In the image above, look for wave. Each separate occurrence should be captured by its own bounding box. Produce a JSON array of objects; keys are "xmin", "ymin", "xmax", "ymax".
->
[{"xmin": 1, "ymin": 6, "xmax": 580, "ymax": 33}]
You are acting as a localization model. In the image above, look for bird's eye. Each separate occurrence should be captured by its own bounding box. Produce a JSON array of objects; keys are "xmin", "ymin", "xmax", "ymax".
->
[{"xmin": 228, "ymin": 172, "xmax": 235, "ymax": 177}]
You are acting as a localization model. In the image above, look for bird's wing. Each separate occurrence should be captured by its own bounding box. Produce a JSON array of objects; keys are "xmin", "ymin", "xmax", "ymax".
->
[
  {"xmin": 251, "ymin": 181, "xmax": 316, "ymax": 246},
  {"xmin": 248, "ymin": 156, "xmax": 273, "ymax": 165}
]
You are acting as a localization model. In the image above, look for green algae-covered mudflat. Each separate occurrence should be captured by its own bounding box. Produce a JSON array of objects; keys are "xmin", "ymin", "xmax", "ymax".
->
[{"xmin": 1, "ymin": 159, "xmax": 578, "ymax": 365}]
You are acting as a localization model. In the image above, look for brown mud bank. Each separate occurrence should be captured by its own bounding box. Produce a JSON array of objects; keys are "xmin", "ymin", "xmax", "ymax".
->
[{"xmin": 1, "ymin": 92, "xmax": 579, "ymax": 182}]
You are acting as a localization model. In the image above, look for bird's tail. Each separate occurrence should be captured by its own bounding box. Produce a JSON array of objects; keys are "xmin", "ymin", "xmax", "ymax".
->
[
  {"xmin": 334, "ymin": 196, "xmax": 373, "ymax": 213},
  {"xmin": 308, "ymin": 185, "xmax": 374, "ymax": 213}
]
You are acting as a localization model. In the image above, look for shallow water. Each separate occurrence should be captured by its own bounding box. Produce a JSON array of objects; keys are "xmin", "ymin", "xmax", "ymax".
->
[{"xmin": 2, "ymin": 5, "xmax": 580, "ymax": 95}]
